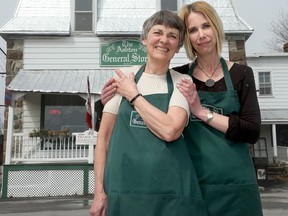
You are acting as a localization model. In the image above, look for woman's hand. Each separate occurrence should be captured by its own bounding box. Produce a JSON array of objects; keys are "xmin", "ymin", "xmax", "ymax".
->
[
  {"xmin": 101, "ymin": 78, "xmax": 117, "ymax": 105},
  {"xmin": 115, "ymin": 69, "xmax": 139, "ymax": 102},
  {"xmin": 177, "ymin": 78, "xmax": 203, "ymax": 117},
  {"xmin": 89, "ymin": 192, "xmax": 107, "ymax": 216}
]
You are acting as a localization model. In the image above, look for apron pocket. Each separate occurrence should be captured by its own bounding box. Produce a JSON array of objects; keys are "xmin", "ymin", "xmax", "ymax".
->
[
  {"xmin": 107, "ymin": 194, "xmax": 208, "ymax": 216},
  {"xmin": 201, "ymin": 184, "xmax": 263, "ymax": 216}
]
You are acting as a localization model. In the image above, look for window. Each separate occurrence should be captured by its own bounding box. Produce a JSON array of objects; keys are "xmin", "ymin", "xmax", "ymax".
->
[
  {"xmin": 259, "ymin": 72, "xmax": 272, "ymax": 95},
  {"xmin": 75, "ymin": 0, "xmax": 93, "ymax": 32},
  {"xmin": 161, "ymin": 0, "xmax": 178, "ymax": 11},
  {"xmin": 253, "ymin": 138, "xmax": 268, "ymax": 157},
  {"xmin": 276, "ymin": 125, "xmax": 288, "ymax": 147},
  {"xmin": 42, "ymin": 95, "xmax": 87, "ymax": 133}
]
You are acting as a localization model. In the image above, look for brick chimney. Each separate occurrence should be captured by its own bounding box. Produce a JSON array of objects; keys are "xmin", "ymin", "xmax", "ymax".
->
[{"xmin": 284, "ymin": 43, "xmax": 288, "ymax": 52}]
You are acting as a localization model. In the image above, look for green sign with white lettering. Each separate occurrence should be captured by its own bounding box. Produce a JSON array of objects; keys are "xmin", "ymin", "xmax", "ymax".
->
[{"xmin": 100, "ymin": 40, "xmax": 147, "ymax": 67}]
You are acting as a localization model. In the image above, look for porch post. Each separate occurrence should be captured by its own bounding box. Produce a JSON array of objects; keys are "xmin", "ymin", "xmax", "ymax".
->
[
  {"xmin": 272, "ymin": 124, "xmax": 278, "ymax": 163},
  {"xmin": 5, "ymin": 106, "xmax": 14, "ymax": 165}
]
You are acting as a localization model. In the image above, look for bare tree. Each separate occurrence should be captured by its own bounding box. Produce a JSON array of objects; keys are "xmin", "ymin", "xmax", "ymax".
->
[{"xmin": 265, "ymin": 7, "xmax": 288, "ymax": 52}]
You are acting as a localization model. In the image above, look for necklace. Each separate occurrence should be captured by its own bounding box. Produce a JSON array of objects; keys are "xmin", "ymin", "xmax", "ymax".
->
[{"xmin": 197, "ymin": 60, "xmax": 220, "ymax": 87}]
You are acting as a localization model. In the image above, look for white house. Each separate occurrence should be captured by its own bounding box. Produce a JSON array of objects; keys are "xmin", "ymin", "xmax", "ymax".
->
[
  {"xmin": 247, "ymin": 53, "xmax": 288, "ymax": 164},
  {"xmin": 1, "ymin": 0, "xmax": 281, "ymax": 198}
]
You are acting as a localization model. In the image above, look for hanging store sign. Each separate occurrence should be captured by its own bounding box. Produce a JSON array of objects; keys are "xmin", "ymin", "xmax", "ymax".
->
[
  {"xmin": 76, "ymin": 130, "xmax": 98, "ymax": 145},
  {"xmin": 100, "ymin": 40, "xmax": 147, "ymax": 67}
]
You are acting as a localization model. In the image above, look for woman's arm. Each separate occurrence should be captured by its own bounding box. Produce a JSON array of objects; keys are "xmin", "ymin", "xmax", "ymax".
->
[
  {"xmin": 226, "ymin": 65, "xmax": 261, "ymax": 143},
  {"xmin": 90, "ymin": 112, "xmax": 116, "ymax": 216},
  {"xmin": 177, "ymin": 79, "xmax": 229, "ymax": 134},
  {"xmin": 115, "ymin": 69, "xmax": 188, "ymax": 142},
  {"xmin": 176, "ymin": 64, "xmax": 261, "ymax": 144},
  {"xmin": 134, "ymin": 98, "xmax": 187, "ymax": 142}
]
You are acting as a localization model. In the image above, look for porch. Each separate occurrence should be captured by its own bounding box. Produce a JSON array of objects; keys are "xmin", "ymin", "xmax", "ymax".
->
[{"xmin": 1, "ymin": 133, "xmax": 95, "ymax": 198}]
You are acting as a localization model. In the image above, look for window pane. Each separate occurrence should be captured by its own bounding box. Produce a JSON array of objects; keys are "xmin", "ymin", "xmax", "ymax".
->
[
  {"xmin": 161, "ymin": 0, "xmax": 177, "ymax": 11},
  {"xmin": 276, "ymin": 125, "xmax": 288, "ymax": 147},
  {"xmin": 75, "ymin": 0, "xmax": 92, "ymax": 11},
  {"xmin": 75, "ymin": 13, "xmax": 93, "ymax": 31},
  {"xmin": 259, "ymin": 72, "xmax": 264, "ymax": 83},
  {"xmin": 265, "ymin": 75, "xmax": 271, "ymax": 83},
  {"xmin": 43, "ymin": 95, "xmax": 87, "ymax": 133}
]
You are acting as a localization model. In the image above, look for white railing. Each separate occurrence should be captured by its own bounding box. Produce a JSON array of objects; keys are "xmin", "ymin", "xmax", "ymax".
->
[{"xmin": 10, "ymin": 133, "xmax": 91, "ymax": 164}]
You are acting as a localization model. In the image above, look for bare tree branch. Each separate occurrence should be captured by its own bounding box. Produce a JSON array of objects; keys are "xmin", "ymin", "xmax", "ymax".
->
[{"xmin": 265, "ymin": 6, "xmax": 288, "ymax": 52}]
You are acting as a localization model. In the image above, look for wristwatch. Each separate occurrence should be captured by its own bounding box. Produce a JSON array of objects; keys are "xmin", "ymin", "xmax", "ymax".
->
[{"xmin": 205, "ymin": 109, "xmax": 214, "ymax": 124}]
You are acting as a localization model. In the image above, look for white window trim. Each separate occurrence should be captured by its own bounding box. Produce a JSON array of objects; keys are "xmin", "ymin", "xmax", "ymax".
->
[
  {"xmin": 71, "ymin": 0, "xmax": 96, "ymax": 34},
  {"xmin": 258, "ymin": 71, "xmax": 273, "ymax": 97}
]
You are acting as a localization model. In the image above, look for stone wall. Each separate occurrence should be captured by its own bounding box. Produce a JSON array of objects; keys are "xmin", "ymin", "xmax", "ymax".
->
[
  {"xmin": 228, "ymin": 39, "xmax": 247, "ymax": 65},
  {"xmin": 3, "ymin": 38, "xmax": 24, "ymax": 162}
]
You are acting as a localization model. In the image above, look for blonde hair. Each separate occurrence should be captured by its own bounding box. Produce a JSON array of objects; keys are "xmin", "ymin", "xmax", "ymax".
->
[{"xmin": 178, "ymin": 1, "xmax": 224, "ymax": 60}]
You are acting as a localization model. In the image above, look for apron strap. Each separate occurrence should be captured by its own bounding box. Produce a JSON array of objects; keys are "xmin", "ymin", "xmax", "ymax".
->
[{"xmin": 220, "ymin": 57, "xmax": 234, "ymax": 90}]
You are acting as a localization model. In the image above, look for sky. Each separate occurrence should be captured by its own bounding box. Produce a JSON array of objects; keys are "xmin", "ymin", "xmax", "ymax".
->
[
  {"xmin": 234, "ymin": 0, "xmax": 288, "ymax": 54},
  {"xmin": 0, "ymin": 0, "xmax": 288, "ymax": 128}
]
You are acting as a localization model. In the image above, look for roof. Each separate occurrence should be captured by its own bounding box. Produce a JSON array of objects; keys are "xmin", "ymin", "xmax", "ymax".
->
[
  {"xmin": 0, "ymin": 0, "xmax": 70, "ymax": 35},
  {"xmin": 96, "ymin": 0, "xmax": 156, "ymax": 36},
  {"xmin": 206, "ymin": 0, "xmax": 253, "ymax": 33},
  {"xmin": 261, "ymin": 109, "xmax": 288, "ymax": 123},
  {"xmin": 7, "ymin": 69, "xmax": 115, "ymax": 95},
  {"xmin": 0, "ymin": 0, "xmax": 253, "ymax": 38}
]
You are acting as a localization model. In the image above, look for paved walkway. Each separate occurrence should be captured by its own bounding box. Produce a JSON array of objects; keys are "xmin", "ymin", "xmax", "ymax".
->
[
  {"xmin": 261, "ymin": 182, "xmax": 288, "ymax": 216},
  {"xmin": 0, "ymin": 182, "xmax": 288, "ymax": 216}
]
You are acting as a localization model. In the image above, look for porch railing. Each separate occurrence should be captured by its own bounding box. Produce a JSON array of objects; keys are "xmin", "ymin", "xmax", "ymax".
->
[{"xmin": 9, "ymin": 133, "xmax": 93, "ymax": 164}]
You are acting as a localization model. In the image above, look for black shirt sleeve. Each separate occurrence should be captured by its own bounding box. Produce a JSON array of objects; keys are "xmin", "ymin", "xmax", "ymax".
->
[{"xmin": 226, "ymin": 64, "xmax": 261, "ymax": 144}]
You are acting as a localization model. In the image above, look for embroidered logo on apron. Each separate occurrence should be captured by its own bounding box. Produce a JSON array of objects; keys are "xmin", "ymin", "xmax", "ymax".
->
[{"xmin": 130, "ymin": 111, "xmax": 147, "ymax": 128}]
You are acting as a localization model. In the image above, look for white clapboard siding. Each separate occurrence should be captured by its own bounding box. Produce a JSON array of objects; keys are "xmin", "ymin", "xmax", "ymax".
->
[
  {"xmin": 24, "ymin": 37, "xmax": 134, "ymax": 70},
  {"xmin": 24, "ymin": 37, "xmax": 99, "ymax": 70},
  {"xmin": 22, "ymin": 94, "xmax": 41, "ymax": 136},
  {"xmin": 248, "ymin": 55, "xmax": 288, "ymax": 109}
]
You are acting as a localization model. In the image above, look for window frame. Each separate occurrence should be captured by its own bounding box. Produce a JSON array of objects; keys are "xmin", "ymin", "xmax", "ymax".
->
[
  {"xmin": 71, "ymin": 0, "xmax": 95, "ymax": 33},
  {"xmin": 41, "ymin": 94, "xmax": 88, "ymax": 133},
  {"xmin": 276, "ymin": 124, "xmax": 288, "ymax": 147},
  {"xmin": 157, "ymin": 0, "xmax": 184, "ymax": 11},
  {"xmin": 258, "ymin": 71, "xmax": 272, "ymax": 96}
]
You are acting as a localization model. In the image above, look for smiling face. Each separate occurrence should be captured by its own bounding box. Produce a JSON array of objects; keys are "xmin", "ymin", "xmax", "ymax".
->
[
  {"xmin": 142, "ymin": 24, "xmax": 180, "ymax": 64},
  {"xmin": 186, "ymin": 11, "xmax": 217, "ymax": 57}
]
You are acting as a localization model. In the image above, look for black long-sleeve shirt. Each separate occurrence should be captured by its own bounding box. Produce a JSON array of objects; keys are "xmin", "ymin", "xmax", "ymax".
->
[{"xmin": 173, "ymin": 63, "xmax": 261, "ymax": 144}]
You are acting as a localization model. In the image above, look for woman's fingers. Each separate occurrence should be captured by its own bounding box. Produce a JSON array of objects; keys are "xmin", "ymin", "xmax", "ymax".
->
[
  {"xmin": 177, "ymin": 78, "xmax": 195, "ymax": 97},
  {"xmin": 101, "ymin": 78, "xmax": 117, "ymax": 105}
]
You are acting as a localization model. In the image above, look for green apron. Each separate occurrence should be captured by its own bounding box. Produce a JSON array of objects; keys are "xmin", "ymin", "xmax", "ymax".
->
[
  {"xmin": 184, "ymin": 57, "xmax": 263, "ymax": 216},
  {"xmin": 104, "ymin": 65, "xmax": 208, "ymax": 216}
]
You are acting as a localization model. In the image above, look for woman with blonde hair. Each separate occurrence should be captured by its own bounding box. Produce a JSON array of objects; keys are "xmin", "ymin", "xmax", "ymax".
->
[{"xmin": 176, "ymin": 1, "xmax": 263, "ymax": 215}]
